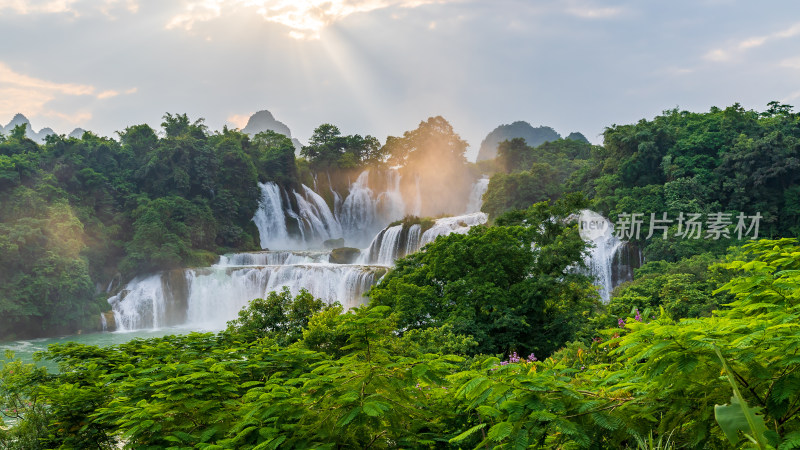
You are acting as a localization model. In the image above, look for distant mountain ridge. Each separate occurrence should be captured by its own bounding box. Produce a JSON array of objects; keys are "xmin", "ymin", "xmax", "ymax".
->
[
  {"xmin": 241, "ymin": 110, "xmax": 303, "ymax": 151},
  {"xmin": 477, "ymin": 121, "xmax": 589, "ymax": 161},
  {"xmin": 0, "ymin": 113, "xmax": 85, "ymax": 143},
  {"xmin": 2, "ymin": 110, "xmax": 302, "ymax": 148}
]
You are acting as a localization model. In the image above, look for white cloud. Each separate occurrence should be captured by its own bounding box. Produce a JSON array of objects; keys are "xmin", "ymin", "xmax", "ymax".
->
[
  {"xmin": 166, "ymin": 0, "xmax": 457, "ymax": 39},
  {"xmin": 97, "ymin": 90, "xmax": 120, "ymax": 99},
  {"xmin": 562, "ymin": 0, "xmax": 627, "ymax": 19},
  {"xmin": 704, "ymin": 48, "xmax": 730, "ymax": 62},
  {"xmin": 565, "ymin": 5, "xmax": 625, "ymax": 19},
  {"xmin": 41, "ymin": 110, "xmax": 93, "ymax": 125},
  {"xmin": 706, "ymin": 21, "xmax": 800, "ymax": 62},
  {"xmin": 0, "ymin": 62, "xmax": 133, "ymax": 125},
  {"xmin": 0, "ymin": 0, "xmax": 138, "ymax": 17},
  {"xmin": 0, "ymin": 0, "xmax": 78, "ymax": 14}
]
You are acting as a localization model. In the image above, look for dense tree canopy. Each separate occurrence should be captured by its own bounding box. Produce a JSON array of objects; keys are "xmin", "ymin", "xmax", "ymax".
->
[
  {"xmin": 3, "ymin": 238, "xmax": 800, "ymax": 448},
  {"xmin": 300, "ymin": 124, "xmax": 385, "ymax": 169},
  {"xmin": 565, "ymin": 103, "xmax": 800, "ymax": 260},
  {"xmin": 0, "ymin": 114, "xmax": 305, "ymax": 339},
  {"xmin": 370, "ymin": 196, "xmax": 598, "ymax": 357},
  {"xmin": 481, "ymin": 137, "xmax": 594, "ymax": 218}
]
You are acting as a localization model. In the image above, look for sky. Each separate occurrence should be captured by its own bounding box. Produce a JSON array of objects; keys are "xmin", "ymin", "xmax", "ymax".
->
[{"xmin": 1, "ymin": 0, "xmax": 799, "ymax": 161}]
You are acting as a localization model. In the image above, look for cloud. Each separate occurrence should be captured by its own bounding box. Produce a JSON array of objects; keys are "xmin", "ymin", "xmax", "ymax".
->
[
  {"xmin": 562, "ymin": 0, "xmax": 627, "ymax": 19},
  {"xmin": 565, "ymin": 5, "xmax": 625, "ymax": 19},
  {"xmin": 0, "ymin": 62, "xmax": 133, "ymax": 125},
  {"xmin": 97, "ymin": 90, "xmax": 120, "ymax": 99},
  {"xmin": 41, "ymin": 110, "xmax": 93, "ymax": 125},
  {"xmin": 0, "ymin": 62, "xmax": 95, "ymax": 97},
  {"xmin": 705, "ymin": 21, "xmax": 800, "ymax": 62},
  {"xmin": 166, "ymin": 0, "xmax": 457, "ymax": 39},
  {"xmin": 0, "ymin": 0, "xmax": 138, "ymax": 17},
  {"xmin": 0, "ymin": 0, "xmax": 78, "ymax": 14},
  {"xmin": 779, "ymin": 57, "xmax": 800, "ymax": 70}
]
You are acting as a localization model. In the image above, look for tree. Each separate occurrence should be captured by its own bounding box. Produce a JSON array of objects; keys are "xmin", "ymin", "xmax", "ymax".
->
[
  {"xmin": 250, "ymin": 130, "xmax": 298, "ymax": 185},
  {"xmin": 370, "ymin": 196, "xmax": 598, "ymax": 357},
  {"xmin": 383, "ymin": 115, "xmax": 467, "ymax": 167},
  {"xmin": 224, "ymin": 287, "xmax": 329, "ymax": 345},
  {"xmin": 300, "ymin": 124, "xmax": 384, "ymax": 168}
]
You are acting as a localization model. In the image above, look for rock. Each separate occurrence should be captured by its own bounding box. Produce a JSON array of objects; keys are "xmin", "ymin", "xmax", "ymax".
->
[
  {"xmin": 101, "ymin": 311, "xmax": 116, "ymax": 331},
  {"xmin": 324, "ymin": 238, "xmax": 345, "ymax": 249},
  {"xmin": 477, "ymin": 121, "xmax": 561, "ymax": 161},
  {"xmin": 565, "ymin": 131, "xmax": 590, "ymax": 143},
  {"xmin": 330, "ymin": 247, "xmax": 361, "ymax": 264}
]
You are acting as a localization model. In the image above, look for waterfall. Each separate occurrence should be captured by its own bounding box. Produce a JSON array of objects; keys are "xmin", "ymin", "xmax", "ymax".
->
[
  {"xmin": 377, "ymin": 170, "xmax": 405, "ymax": 223},
  {"xmin": 112, "ymin": 173, "xmax": 641, "ymax": 334},
  {"xmin": 253, "ymin": 182, "xmax": 344, "ymax": 249},
  {"xmin": 112, "ymin": 174, "xmax": 502, "ymax": 333},
  {"xmin": 328, "ymin": 172, "xmax": 343, "ymax": 218},
  {"xmin": 375, "ymin": 225, "xmax": 404, "ymax": 265},
  {"xmin": 108, "ymin": 260, "xmax": 383, "ymax": 332},
  {"xmin": 254, "ymin": 182, "xmax": 290, "ymax": 249},
  {"xmin": 361, "ymin": 213, "xmax": 489, "ymax": 264},
  {"xmin": 301, "ymin": 184, "xmax": 343, "ymax": 239},
  {"xmin": 465, "ymin": 177, "xmax": 489, "ymax": 213},
  {"xmin": 578, "ymin": 210, "xmax": 639, "ymax": 303},
  {"xmin": 340, "ymin": 170, "xmax": 377, "ymax": 242},
  {"xmin": 420, "ymin": 213, "xmax": 488, "ymax": 247},
  {"xmin": 405, "ymin": 224, "xmax": 422, "ymax": 256},
  {"xmin": 108, "ymin": 274, "xmax": 169, "ymax": 331},
  {"xmin": 218, "ymin": 251, "xmax": 330, "ymax": 266}
]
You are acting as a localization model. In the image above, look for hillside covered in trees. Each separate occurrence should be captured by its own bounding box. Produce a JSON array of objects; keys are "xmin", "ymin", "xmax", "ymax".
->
[{"xmin": 0, "ymin": 113, "xmax": 476, "ymax": 339}]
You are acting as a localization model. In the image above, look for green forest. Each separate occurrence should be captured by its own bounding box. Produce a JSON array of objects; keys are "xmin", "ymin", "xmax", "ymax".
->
[
  {"xmin": 0, "ymin": 114, "xmax": 394, "ymax": 339},
  {"xmin": 2, "ymin": 102, "xmax": 800, "ymax": 448}
]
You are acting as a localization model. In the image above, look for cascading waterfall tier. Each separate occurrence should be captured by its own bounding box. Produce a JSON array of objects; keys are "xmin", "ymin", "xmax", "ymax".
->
[
  {"xmin": 253, "ymin": 169, "xmax": 407, "ymax": 250},
  {"xmin": 109, "ymin": 170, "xmax": 640, "ymax": 334},
  {"xmin": 358, "ymin": 209, "xmax": 640, "ymax": 303},
  {"xmin": 465, "ymin": 176, "xmax": 489, "ymax": 214},
  {"xmin": 108, "ymin": 171, "xmax": 487, "ymax": 333},
  {"xmin": 361, "ymin": 212, "xmax": 489, "ymax": 264},
  {"xmin": 108, "ymin": 252, "xmax": 384, "ymax": 332}
]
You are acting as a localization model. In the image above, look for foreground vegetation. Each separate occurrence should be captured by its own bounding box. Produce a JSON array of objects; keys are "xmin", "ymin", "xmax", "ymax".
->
[{"xmin": 2, "ymin": 230, "xmax": 800, "ymax": 448}]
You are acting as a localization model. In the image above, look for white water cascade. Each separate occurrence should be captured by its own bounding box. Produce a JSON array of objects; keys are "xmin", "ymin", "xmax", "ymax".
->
[
  {"xmin": 577, "ymin": 210, "xmax": 640, "ymax": 303},
  {"xmin": 108, "ymin": 253, "xmax": 384, "ymax": 331},
  {"xmin": 340, "ymin": 170, "xmax": 378, "ymax": 244},
  {"xmin": 254, "ymin": 182, "xmax": 289, "ymax": 249},
  {"xmin": 108, "ymin": 169, "xmax": 415, "ymax": 332},
  {"xmin": 108, "ymin": 171, "xmax": 639, "ymax": 333},
  {"xmin": 465, "ymin": 177, "xmax": 489, "ymax": 213},
  {"xmin": 361, "ymin": 212, "xmax": 489, "ymax": 264}
]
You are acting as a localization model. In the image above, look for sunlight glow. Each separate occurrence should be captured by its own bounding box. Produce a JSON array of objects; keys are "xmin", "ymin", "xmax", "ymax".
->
[{"xmin": 168, "ymin": 0, "xmax": 451, "ymax": 39}]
